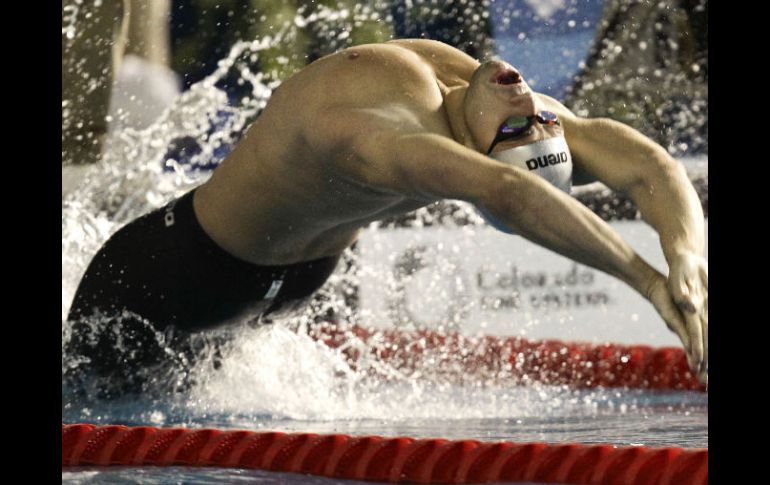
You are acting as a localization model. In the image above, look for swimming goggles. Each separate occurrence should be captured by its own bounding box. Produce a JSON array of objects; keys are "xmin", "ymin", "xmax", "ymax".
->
[{"xmin": 487, "ymin": 110, "xmax": 560, "ymax": 155}]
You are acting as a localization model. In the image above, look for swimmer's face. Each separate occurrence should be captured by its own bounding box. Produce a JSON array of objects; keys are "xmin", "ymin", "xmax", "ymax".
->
[{"xmin": 464, "ymin": 60, "xmax": 561, "ymax": 154}]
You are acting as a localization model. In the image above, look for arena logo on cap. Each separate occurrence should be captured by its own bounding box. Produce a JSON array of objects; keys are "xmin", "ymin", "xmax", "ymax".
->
[{"xmin": 525, "ymin": 152, "xmax": 569, "ymax": 170}]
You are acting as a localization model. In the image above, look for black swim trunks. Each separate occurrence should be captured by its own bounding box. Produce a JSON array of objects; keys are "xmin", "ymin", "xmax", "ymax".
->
[
  {"xmin": 65, "ymin": 188, "xmax": 340, "ymax": 395},
  {"xmin": 69, "ymin": 188, "xmax": 340, "ymax": 329}
]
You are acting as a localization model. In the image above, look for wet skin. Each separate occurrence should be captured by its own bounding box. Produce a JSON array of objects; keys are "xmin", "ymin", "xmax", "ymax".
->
[{"xmin": 193, "ymin": 39, "xmax": 708, "ymax": 383}]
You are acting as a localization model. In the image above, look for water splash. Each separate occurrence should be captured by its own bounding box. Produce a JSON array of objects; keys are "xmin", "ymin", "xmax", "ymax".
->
[
  {"xmin": 61, "ymin": 3, "xmax": 422, "ymax": 421},
  {"xmin": 61, "ymin": 2, "xmax": 80, "ymax": 40}
]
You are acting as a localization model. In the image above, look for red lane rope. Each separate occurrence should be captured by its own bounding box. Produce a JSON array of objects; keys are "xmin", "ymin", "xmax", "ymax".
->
[
  {"xmin": 310, "ymin": 324, "xmax": 706, "ymax": 392},
  {"xmin": 62, "ymin": 424, "xmax": 707, "ymax": 484}
]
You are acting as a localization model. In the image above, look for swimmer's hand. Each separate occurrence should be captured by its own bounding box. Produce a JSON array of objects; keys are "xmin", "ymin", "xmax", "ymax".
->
[
  {"xmin": 645, "ymin": 257, "xmax": 708, "ymax": 385},
  {"xmin": 668, "ymin": 253, "xmax": 708, "ymax": 384}
]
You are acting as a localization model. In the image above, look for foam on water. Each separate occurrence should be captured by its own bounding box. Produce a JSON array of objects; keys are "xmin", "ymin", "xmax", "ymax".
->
[{"xmin": 62, "ymin": 317, "xmax": 707, "ymax": 442}]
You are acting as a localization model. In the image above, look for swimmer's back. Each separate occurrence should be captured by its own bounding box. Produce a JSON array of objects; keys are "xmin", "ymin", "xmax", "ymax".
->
[{"xmin": 195, "ymin": 41, "xmax": 476, "ymax": 265}]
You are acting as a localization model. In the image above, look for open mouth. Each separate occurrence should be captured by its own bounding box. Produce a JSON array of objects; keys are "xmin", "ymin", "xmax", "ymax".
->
[{"xmin": 493, "ymin": 69, "xmax": 522, "ymax": 85}]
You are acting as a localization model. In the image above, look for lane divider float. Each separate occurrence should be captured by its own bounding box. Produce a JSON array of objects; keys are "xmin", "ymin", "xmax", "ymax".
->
[
  {"xmin": 62, "ymin": 423, "xmax": 707, "ymax": 484},
  {"xmin": 312, "ymin": 324, "xmax": 706, "ymax": 391}
]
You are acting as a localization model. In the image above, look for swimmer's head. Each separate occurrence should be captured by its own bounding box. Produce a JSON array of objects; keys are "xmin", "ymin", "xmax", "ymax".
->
[
  {"xmin": 485, "ymin": 109, "xmax": 573, "ymax": 196},
  {"xmin": 464, "ymin": 60, "xmax": 573, "ymax": 232},
  {"xmin": 476, "ymin": 116, "xmax": 574, "ymax": 233},
  {"xmin": 464, "ymin": 60, "xmax": 563, "ymax": 153}
]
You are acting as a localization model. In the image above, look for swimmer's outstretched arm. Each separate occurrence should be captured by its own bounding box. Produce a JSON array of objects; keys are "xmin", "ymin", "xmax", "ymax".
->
[
  {"xmin": 348, "ymin": 131, "xmax": 659, "ymax": 296},
  {"xmin": 336, "ymin": 122, "xmax": 691, "ymax": 352},
  {"xmin": 537, "ymin": 94, "xmax": 707, "ymax": 383}
]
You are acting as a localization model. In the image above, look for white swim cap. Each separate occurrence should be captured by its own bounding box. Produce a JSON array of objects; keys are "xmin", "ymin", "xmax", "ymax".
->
[{"xmin": 480, "ymin": 136, "xmax": 573, "ymax": 233}]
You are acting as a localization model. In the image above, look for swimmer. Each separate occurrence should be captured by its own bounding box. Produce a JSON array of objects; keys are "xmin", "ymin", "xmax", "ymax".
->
[{"xmin": 67, "ymin": 39, "xmax": 708, "ymax": 388}]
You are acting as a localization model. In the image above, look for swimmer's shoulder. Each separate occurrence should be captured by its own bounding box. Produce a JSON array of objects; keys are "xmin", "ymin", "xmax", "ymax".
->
[
  {"xmin": 277, "ymin": 39, "xmax": 472, "ymax": 102},
  {"xmin": 384, "ymin": 38, "xmax": 475, "ymax": 61},
  {"xmin": 314, "ymin": 41, "xmax": 439, "ymax": 83},
  {"xmin": 384, "ymin": 39, "xmax": 479, "ymax": 81},
  {"xmin": 260, "ymin": 42, "xmax": 454, "ymax": 154},
  {"xmin": 275, "ymin": 42, "xmax": 443, "ymax": 114}
]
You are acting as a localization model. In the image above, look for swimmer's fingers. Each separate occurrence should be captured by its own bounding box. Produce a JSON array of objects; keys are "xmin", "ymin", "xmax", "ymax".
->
[
  {"xmin": 668, "ymin": 269, "xmax": 699, "ymax": 314},
  {"xmin": 648, "ymin": 277, "xmax": 691, "ymax": 356},
  {"xmin": 667, "ymin": 254, "xmax": 708, "ymax": 374},
  {"xmin": 668, "ymin": 253, "xmax": 708, "ymax": 314},
  {"xmin": 669, "ymin": 276, "xmax": 705, "ymax": 373},
  {"xmin": 680, "ymin": 289, "xmax": 704, "ymax": 374},
  {"xmin": 699, "ymin": 296, "xmax": 708, "ymax": 386}
]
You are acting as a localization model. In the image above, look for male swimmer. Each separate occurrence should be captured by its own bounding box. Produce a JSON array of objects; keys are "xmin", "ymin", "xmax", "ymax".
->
[{"xmin": 67, "ymin": 39, "xmax": 708, "ymax": 389}]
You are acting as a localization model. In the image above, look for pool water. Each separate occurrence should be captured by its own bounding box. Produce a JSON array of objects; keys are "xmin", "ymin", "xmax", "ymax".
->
[
  {"xmin": 62, "ymin": 324, "xmax": 706, "ymax": 483},
  {"xmin": 62, "ymin": 378, "xmax": 706, "ymax": 483}
]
